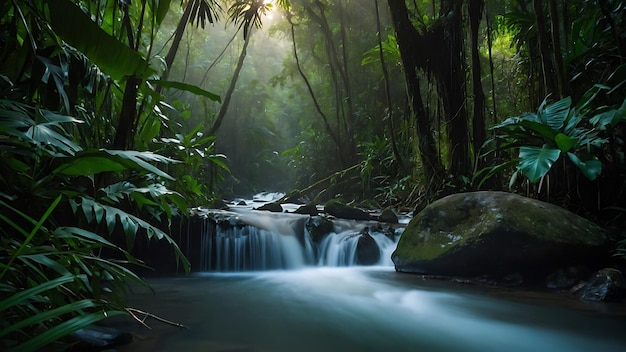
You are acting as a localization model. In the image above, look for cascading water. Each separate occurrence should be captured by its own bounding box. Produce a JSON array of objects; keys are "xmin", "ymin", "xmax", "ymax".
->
[{"xmin": 195, "ymin": 197, "xmax": 403, "ymax": 272}]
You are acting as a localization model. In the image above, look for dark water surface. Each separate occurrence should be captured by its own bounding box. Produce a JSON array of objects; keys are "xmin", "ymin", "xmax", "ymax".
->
[{"xmin": 111, "ymin": 267, "xmax": 626, "ymax": 352}]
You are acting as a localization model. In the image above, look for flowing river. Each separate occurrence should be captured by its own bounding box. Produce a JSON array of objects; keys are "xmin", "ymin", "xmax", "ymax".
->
[{"xmin": 111, "ymin": 193, "xmax": 626, "ymax": 351}]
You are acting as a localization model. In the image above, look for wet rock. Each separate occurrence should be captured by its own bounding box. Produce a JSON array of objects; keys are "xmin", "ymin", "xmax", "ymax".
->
[
  {"xmin": 70, "ymin": 325, "xmax": 132, "ymax": 350},
  {"xmin": 255, "ymin": 202, "xmax": 283, "ymax": 213},
  {"xmin": 356, "ymin": 229, "xmax": 380, "ymax": 265},
  {"xmin": 295, "ymin": 203, "xmax": 319, "ymax": 216},
  {"xmin": 546, "ymin": 266, "xmax": 590, "ymax": 289},
  {"xmin": 378, "ymin": 207, "xmax": 399, "ymax": 224},
  {"xmin": 324, "ymin": 200, "xmax": 371, "ymax": 221},
  {"xmin": 306, "ymin": 215, "xmax": 334, "ymax": 243},
  {"xmin": 500, "ymin": 272, "xmax": 525, "ymax": 286},
  {"xmin": 211, "ymin": 198, "xmax": 230, "ymax": 210},
  {"xmin": 392, "ymin": 191, "xmax": 610, "ymax": 281},
  {"xmin": 574, "ymin": 268, "xmax": 626, "ymax": 302},
  {"xmin": 237, "ymin": 200, "xmax": 247, "ymax": 206}
]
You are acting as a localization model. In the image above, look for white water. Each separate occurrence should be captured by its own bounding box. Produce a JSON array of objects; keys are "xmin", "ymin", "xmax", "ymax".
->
[{"xmin": 197, "ymin": 205, "xmax": 400, "ymax": 271}]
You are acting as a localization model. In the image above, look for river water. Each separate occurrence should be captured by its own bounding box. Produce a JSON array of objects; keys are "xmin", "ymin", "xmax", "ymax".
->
[
  {"xmin": 113, "ymin": 266, "xmax": 626, "ymax": 352},
  {"xmin": 111, "ymin": 193, "xmax": 626, "ymax": 351}
]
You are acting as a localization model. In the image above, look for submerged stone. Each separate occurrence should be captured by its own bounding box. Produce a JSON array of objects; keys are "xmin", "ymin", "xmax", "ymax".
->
[{"xmin": 392, "ymin": 191, "xmax": 610, "ymax": 282}]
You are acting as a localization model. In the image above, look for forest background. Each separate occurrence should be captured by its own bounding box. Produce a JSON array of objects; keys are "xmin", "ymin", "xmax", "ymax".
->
[{"xmin": 0, "ymin": 0, "xmax": 625, "ymax": 350}]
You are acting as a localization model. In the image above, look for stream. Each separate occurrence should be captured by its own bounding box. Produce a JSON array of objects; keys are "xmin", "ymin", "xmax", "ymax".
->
[{"xmin": 110, "ymin": 193, "xmax": 626, "ymax": 351}]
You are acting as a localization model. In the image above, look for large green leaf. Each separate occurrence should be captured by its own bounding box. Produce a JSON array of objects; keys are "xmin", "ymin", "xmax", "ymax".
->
[
  {"xmin": 0, "ymin": 101, "xmax": 82, "ymax": 155},
  {"xmin": 147, "ymin": 80, "xmax": 221, "ymax": 102},
  {"xmin": 537, "ymin": 96, "xmax": 571, "ymax": 130},
  {"xmin": 518, "ymin": 145, "xmax": 561, "ymax": 183},
  {"xmin": 47, "ymin": 0, "xmax": 153, "ymax": 80},
  {"xmin": 519, "ymin": 120, "xmax": 558, "ymax": 140},
  {"xmin": 151, "ymin": 0, "xmax": 173, "ymax": 25},
  {"xmin": 567, "ymin": 153, "xmax": 602, "ymax": 180},
  {"xmin": 54, "ymin": 156, "xmax": 128, "ymax": 176},
  {"xmin": 103, "ymin": 150, "xmax": 178, "ymax": 180},
  {"xmin": 555, "ymin": 133, "xmax": 577, "ymax": 152}
]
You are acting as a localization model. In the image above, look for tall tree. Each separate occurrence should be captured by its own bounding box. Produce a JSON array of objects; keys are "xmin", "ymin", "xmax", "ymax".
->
[
  {"xmin": 468, "ymin": 0, "xmax": 486, "ymax": 159},
  {"xmin": 387, "ymin": 1, "xmax": 444, "ymax": 185},
  {"xmin": 209, "ymin": 0, "xmax": 289, "ymax": 136}
]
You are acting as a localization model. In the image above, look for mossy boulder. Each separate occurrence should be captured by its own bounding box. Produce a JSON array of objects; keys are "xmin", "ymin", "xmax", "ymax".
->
[{"xmin": 392, "ymin": 191, "xmax": 610, "ymax": 281}]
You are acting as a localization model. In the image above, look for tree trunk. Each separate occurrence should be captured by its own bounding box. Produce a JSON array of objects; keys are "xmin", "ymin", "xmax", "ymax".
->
[
  {"xmin": 533, "ymin": 0, "xmax": 558, "ymax": 98},
  {"xmin": 113, "ymin": 76, "xmax": 140, "ymax": 149},
  {"xmin": 468, "ymin": 0, "xmax": 486, "ymax": 159},
  {"xmin": 439, "ymin": 0, "xmax": 470, "ymax": 176},
  {"xmin": 374, "ymin": 0, "xmax": 405, "ymax": 172},
  {"xmin": 162, "ymin": 0, "xmax": 194, "ymax": 82},
  {"xmin": 209, "ymin": 30, "xmax": 252, "ymax": 136},
  {"xmin": 387, "ymin": 0, "xmax": 444, "ymax": 184},
  {"xmin": 548, "ymin": 0, "xmax": 567, "ymax": 98}
]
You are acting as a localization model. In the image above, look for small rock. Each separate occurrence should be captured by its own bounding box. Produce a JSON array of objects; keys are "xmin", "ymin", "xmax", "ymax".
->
[
  {"xmin": 546, "ymin": 266, "xmax": 590, "ymax": 290},
  {"xmin": 378, "ymin": 207, "xmax": 399, "ymax": 223},
  {"xmin": 255, "ymin": 202, "xmax": 283, "ymax": 213},
  {"xmin": 295, "ymin": 203, "xmax": 318, "ymax": 216},
  {"xmin": 501, "ymin": 272, "xmax": 525, "ymax": 286},
  {"xmin": 574, "ymin": 268, "xmax": 626, "ymax": 302}
]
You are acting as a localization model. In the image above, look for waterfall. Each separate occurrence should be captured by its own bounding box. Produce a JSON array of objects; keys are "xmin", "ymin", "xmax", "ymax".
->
[{"xmin": 195, "ymin": 207, "xmax": 403, "ymax": 272}]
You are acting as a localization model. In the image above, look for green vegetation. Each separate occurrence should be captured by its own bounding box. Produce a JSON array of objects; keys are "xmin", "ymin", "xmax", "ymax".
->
[{"xmin": 1, "ymin": 0, "xmax": 625, "ymax": 349}]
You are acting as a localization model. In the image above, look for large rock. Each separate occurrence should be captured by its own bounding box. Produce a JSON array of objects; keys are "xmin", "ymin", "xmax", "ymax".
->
[
  {"xmin": 324, "ymin": 200, "xmax": 371, "ymax": 221},
  {"xmin": 392, "ymin": 192, "xmax": 610, "ymax": 281},
  {"xmin": 306, "ymin": 215, "xmax": 334, "ymax": 243},
  {"xmin": 356, "ymin": 228, "xmax": 381, "ymax": 265}
]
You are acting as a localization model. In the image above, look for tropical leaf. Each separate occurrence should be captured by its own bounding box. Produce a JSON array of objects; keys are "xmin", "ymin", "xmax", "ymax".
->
[
  {"xmin": 518, "ymin": 145, "xmax": 561, "ymax": 183},
  {"xmin": 9, "ymin": 310, "xmax": 124, "ymax": 352},
  {"xmin": 567, "ymin": 153, "xmax": 602, "ymax": 180},
  {"xmin": 77, "ymin": 197, "xmax": 190, "ymax": 273},
  {"xmin": 46, "ymin": 0, "xmax": 153, "ymax": 80},
  {"xmin": 54, "ymin": 156, "xmax": 128, "ymax": 176},
  {"xmin": 147, "ymin": 79, "xmax": 221, "ymax": 102},
  {"xmin": 555, "ymin": 133, "xmax": 577, "ymax": 152},
  {"xmin": 537, "ymin": 96, "xmax": 571, "ymax": 130},
  {"xmin": 0, "ymin": 101, "xmax": 83, "ymax": 155},
  {"xmin": 103, "ymin": 150, "xmax": 178, "ymax": 181}
]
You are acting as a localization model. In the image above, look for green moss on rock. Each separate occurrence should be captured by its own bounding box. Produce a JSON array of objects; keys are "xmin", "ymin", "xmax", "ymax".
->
[{"xmin": 393, "ymin": 192, "xmax": 609, "ymax": 279}]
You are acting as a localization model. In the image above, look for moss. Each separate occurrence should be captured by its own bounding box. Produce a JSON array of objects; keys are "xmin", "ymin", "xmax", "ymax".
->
[{"xmin": 394, "ymin": 192, "xmax": 608, "ymax": 263}]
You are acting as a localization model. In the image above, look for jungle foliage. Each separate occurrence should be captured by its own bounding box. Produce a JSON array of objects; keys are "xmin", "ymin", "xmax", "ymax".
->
[{"xmin": 1, "ymin": 0, "xmax": 625, "ymax": 349}]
